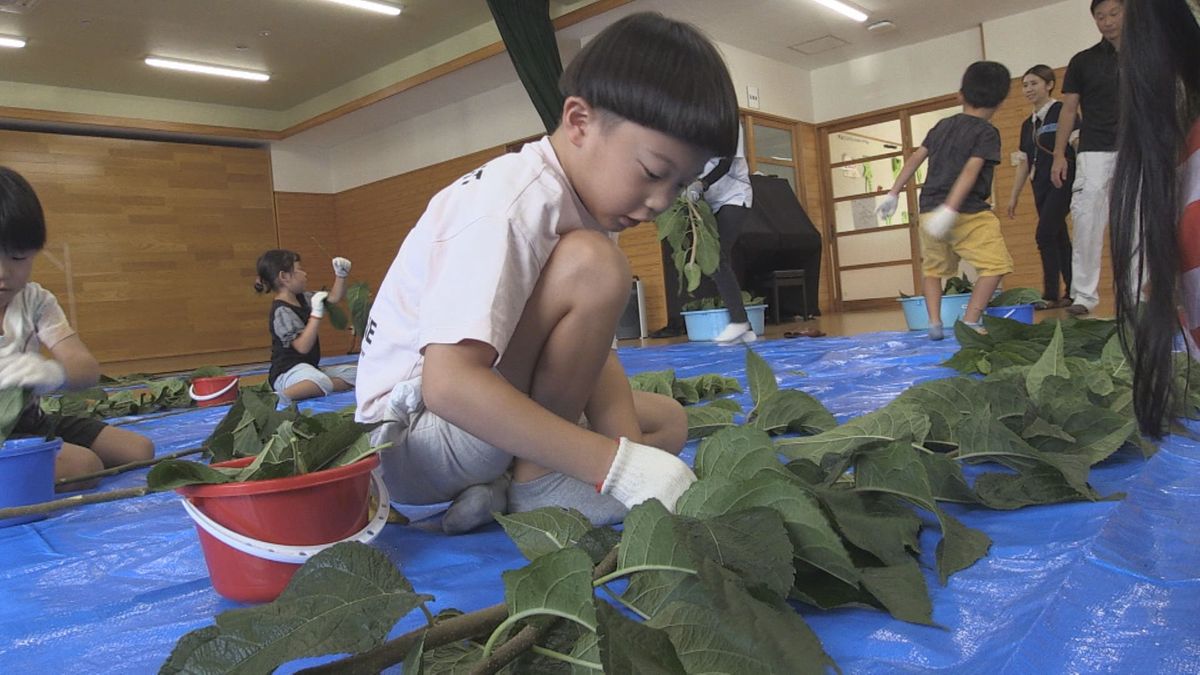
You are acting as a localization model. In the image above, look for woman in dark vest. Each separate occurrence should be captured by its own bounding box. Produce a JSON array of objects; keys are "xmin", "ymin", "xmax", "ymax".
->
[{"xmin": 1006, "ymin": 64, "xmax": 1077, "ymax": 309}]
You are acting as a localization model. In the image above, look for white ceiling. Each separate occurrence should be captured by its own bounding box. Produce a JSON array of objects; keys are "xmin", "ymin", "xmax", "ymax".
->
[{"xmin": 0, "ymin": 0, "xmax": 1065, "ymax": 119}]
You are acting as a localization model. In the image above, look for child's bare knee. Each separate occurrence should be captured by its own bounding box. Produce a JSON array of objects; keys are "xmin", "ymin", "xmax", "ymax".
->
[
  {"xmin": 552, "ymin": 231, "xmax": 630, "ymax": 300},
  {"xmin": 55, "ymin": 444, "xmax": 104, "ymax": 488}
]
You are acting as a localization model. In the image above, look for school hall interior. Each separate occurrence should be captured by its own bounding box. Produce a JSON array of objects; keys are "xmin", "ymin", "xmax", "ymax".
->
[{"xmin": 0, "ymin": 1, "xmax": 1192, "ymax": 673}]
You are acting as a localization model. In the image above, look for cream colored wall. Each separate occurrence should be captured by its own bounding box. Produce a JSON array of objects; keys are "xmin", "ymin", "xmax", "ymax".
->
[
  {"xmin": 811, "ymin": 0, "xmax": 1103, "ymax": 123},
  {"xmin": 270, "ymin": 37, "xmax": 813, "ymax": 194},
  {"xmin": 719, "ymin": 41, "xmax": 813, "ymax": 123}
]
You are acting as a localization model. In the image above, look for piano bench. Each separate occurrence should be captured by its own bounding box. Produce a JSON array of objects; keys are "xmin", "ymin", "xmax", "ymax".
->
[{"xmin": 763, "ymin": 269, "xmax": 808, "ymax": 324}]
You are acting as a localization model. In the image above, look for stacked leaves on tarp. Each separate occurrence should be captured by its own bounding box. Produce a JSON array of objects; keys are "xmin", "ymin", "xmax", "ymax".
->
[
  {"xmin": 37, "ymin": 366, "xmax": 248, "ymax": 422},
  {"xmin": 161, "ymin": 319, "xmax": 1191, "ymax": 674},
  {"xmin": 146, "ymin": 388, "xmax": 383, "ymax": 489}
]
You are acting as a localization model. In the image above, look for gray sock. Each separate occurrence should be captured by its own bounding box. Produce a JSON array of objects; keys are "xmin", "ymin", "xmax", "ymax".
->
[
  {"xmin": 928, "ymin": 323, "xmax": 945, "ymax": 341},
  {"xmin": 442, "ymin": 475, "xmax": 509, "ymax": 535},
  {"xmin": 508, "ymin": 472, "xmax": 628, "ymax": 526}
]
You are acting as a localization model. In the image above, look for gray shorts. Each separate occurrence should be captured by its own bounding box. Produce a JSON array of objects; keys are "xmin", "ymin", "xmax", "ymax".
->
[
  {"xmin": 273, "ymin": 363, "xmax": 357, "ymax": 395},
  {"xmin": 370, "ymin": 402, "xmax": 513, "ymax": 505}
]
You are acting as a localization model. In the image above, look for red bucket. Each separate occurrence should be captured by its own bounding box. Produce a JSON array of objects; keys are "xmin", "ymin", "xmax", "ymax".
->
[
  {"xmin": 189, "ymin": 375, "xmax": 240, "ymax": 407},
  {"xmin": 176, "ymin": 454, "xmax": 387, "ymax": 603}
]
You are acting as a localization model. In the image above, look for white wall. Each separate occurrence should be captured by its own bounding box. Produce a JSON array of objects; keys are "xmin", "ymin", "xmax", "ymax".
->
[
  {"xmin": 270, "ymin": 36, "xmax": 814, "ymax": 194},
  {"xmin": 810, "ymin": 0, "xmax": 1103, "ymax": 123},
  {"xmin": 810, "ymin": 29, "xmax": 984, "ymax": 123},
  {"xmin": 719, "ymin": 41, "xmax": 813, "ymax": 123}
]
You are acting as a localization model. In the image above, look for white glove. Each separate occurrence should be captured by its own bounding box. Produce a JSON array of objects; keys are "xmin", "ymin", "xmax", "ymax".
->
[
  {"xmin": 922, "ymin": 204, "xmax": 958, "ymax": 241},
  {"xmin": 332, "ymin": 257, "xmax": 352, "ymax": 278},
  {"xmin": 875, "ymin": 193, "xmax": 899, "ymax": 219},
  {"xmin": 600, "ymin": 437, "xmax": 697, "ymax": 512},
  {"xmin": 0, "ymin": 353, "xmax": 67, "ymax": 394},
  {"xmin": 309, "ymin": 291, "xmax": 330, "ymax": 319},
  {"xmin": 684, "ymin": 180, "xmax": 705, "ymax": 204}
]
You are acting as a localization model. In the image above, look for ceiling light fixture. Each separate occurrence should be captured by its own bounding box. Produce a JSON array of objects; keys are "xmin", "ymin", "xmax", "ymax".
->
[
  {"xmin": 810, "ymin": 0, "xmax": 868, "ymax": 23},
  {"xmin": 324, "ymin": 0, "xmax": 401, "ymax": 16},
  {"xmin": 0, "ymin": 35, "xmax": 26, "ymax": 48},
  {"xmin": 145, "ymin": 57, "xmax": 269, "ymax": 82}
]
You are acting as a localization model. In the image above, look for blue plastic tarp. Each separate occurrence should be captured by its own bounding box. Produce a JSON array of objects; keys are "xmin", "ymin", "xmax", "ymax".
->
[{"xmin": 1, "ymin": 333, "xmax": 1197, "ymax": 673}]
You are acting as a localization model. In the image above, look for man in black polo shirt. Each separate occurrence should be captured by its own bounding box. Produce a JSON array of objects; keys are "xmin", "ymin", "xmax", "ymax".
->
[{"xmin": 1050, "ymin": 0, "xmax": 1123, "ymax": 315}]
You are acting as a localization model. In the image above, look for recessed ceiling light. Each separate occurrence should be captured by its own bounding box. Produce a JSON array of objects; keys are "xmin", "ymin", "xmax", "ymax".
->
[
  {"xmin": 324, "ymin": 0, "xmax": 401, "ymax": 16},
  {"xmin": 810, "ymin": 0, "xmax": 869, "ymax": 23},
  {"xmin": 145, "ymin": 57, "xmax": 269, "ymax": 82},
  {"xmin": 0, "ymin": 35, "xmax": 26, "ymax": 49}
]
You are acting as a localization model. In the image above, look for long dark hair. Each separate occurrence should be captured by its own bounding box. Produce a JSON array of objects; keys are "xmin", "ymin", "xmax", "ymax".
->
[{"xmin": 1110, "ymin": 0, "xmax": 1200, "ymax": 436}]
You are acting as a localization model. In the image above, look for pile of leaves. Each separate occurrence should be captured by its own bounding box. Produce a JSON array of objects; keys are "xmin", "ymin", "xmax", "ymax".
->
[
  {"xmin": 38, "ymin": 366, "xmax": 237, "ymax": 421},
  {"xmin": 146, "ymin": 388, "xmax": 383, "ymax": 488},
  {"xmin": 161, "ymin": 318, "xmax": 1190, "ymax": 673},
  {"xmin": 655, "ymin": 195, "xmax": 720, "ymax": 293}
]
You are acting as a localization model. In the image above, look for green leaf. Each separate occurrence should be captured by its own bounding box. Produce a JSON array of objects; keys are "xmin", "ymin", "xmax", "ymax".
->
[
  {"xmin": 0, "ymin": 388, "xmax": 29, "ymax": 443},
  {"xmin": 751, "ymin": 389, "xmax": 838, "ymax": 435},
  {"xmin": 325, "ymin": 301, "xmax": 349, "ymax": 331},
  {"xmin": 989, "ymin": 287, "xmax": 1043, "ymax": 307},
  {"xmin": 501, "ymin": 547, "xmax": 598, "ymax": 633},
  {"xmin": 188, "ymin": 365, "xmax": 227, "ymax": 380},
  {"xmin": 630, "ymin": 370, "xmax": 676, "ymax": 398},
  {"xmin": 745, "ymin": 348, "xmax": 779, "ymax": 409},
  {"xmin": 617, "ymin": 500, "xmax": 697, "ymax": 574},
  {"xmin": 1026, "ymin": 322, "xmax": 1068, "ymax": 401},
  {"xmin": 495, "ymin": 508, "xmax": 593, "ymax": 562},
  {"xmin": 160, "ymin": 542, "xmax": 430, "ymax": 674},
  {"xmin": 146, "ymin": 458, "xmax": 240, "ymax": 490},
  {"xmin": 346, "ymin": 281, "xmax": 373, "ymax": 339},
  {"xmin": 422, "ymin": 641, "xmax": 483, "ymax": 674},
  {"xmin": 402, "ymin": 633, "xmax": 426, "ymax": 675},
  {"xmin": 954, "ymin": 320, "xmax": 993, "ymax": 351},
  {"xmin": 597, "ymin": 602, "xmax": 686, "ymax": 675},
  {"xmin": 812, "ymin": 487, "xmax": 921, "ymax": 567},
  {"xmin": 677, "ymin": 474, "xmax": 860, "ymax": 586},
  {"xmin": 852, "ymin": 442, "xmax": 990, "ymax": 583},
  {"xmin": 859, "ymin": 560, "xmax": 936, "ymax": 626},
  {"xmin": 674, "ymin": 507, "xmax": 795, "ymax": 598},
  {"xmin": 569, "ymin": 631, "xmax": 602, "ymax": 675},
  {"xmin": 683, "ymin": 262, "xmax": 701, "ymax": 293},
  {"xmin": 974, "ymin": 465, "xmax": 1103, "ymax": 510},
  {"xmin": 692, "ymin": 426, "xmax": 792, "ymax": 483},
  {"xmin": 670, "ymin": 377, "xmax": 700, "ymax": 404},
  {"xmin": 648, "ymin": 560, "xmax": 836, "ymax": 675},
  {"xmin": 777, "ymin": 404, "xmax": 931, "ymax": 465},
  {"xmin": 685, "ymin": 402, "xmax": 739, "ymax": 440},
  {"xmin": 954, "ymin": 404, "xmax": 1095, "ymax": 498},
  {"xmin": 679, "ymin": 374, "xmax": 742, "ymax": 400}
]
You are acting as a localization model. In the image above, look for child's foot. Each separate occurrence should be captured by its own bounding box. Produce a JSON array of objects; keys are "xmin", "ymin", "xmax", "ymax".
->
[
  {"xmin": 714, "ymin": 322, "xmax": 756, "ymax": 345},
  {"xmin": 442, "ymin": 475, "xmax": 509, "ymax": 534},
  {"xmin": 964, "ymin": 321, "xmax": 988, "ymax": 335},
  {"xmin": 928, "ymin": 323, "xmax": 945, "ymax": 341}
]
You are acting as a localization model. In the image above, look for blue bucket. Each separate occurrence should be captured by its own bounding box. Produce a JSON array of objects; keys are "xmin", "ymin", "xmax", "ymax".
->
[
  {"xmin": 0, "ymin": 436, "xmax": 62, "ymax": 528},
  {"xmin": 681, "ymin": 305, "xmax": 766, "ymax": 341},
  {"xmin": 898, "ymin": 294, "xmax": 973, "ymax": 331},
  {"xmin": 985, "ymin": 304, "xmax": 1035, "ymax": 324}
]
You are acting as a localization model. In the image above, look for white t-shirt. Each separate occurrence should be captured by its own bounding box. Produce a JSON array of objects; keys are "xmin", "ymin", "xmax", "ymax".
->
[
  {"xmin": 703, "ymin": 130, "xmax": 753, "ymax": 211},
  {"xmin": 355, "ymin": 136, "xmax": 601, "ymax": 422},
  {"xmin": 0, "ymin": 282, "xmax": 75, "ymax": 359}
]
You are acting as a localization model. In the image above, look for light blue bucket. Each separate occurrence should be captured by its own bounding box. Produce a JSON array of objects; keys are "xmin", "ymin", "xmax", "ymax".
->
[
  {"xmin": 681, "ymin": 305, "xmax": 766, "ymax": 341},
  {"xmin": 984, "ymin": 304, "xmax": 1035, "ymax": 324},
  {"xmin": 898, "ymin": 294, "xmax": 972, "ymax": 331},
  {"xmin": 0, "ymin": 436, "xmax": 62, "ymax": 527}
]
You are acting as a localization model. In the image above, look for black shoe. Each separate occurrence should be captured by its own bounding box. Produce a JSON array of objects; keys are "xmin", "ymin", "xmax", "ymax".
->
[
  {"xmin": 649, "ymin": 325, "xmax": 684, "ymax": 339},
  {"xmin": 1066, "ymin": 304, "xmax": 1089, "ymax": 316}
]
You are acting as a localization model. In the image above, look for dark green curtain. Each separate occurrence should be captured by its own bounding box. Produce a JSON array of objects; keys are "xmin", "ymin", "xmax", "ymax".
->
[{"xmin": 487, "ymin": 0, "xmax": 564, "ymax": 133}]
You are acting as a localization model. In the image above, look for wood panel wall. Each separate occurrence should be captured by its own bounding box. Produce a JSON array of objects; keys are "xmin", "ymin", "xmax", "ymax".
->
[
  {"xmin": 797, "ymin": 121, "xmax": 833, "ymax": 314},
  {"xmin": 0, "ymin": 129, "xmax": 276, "ymax": 372},
  {"xmin": 989, "ymin": 67, "xmax": 1113, "ymax": 308}
]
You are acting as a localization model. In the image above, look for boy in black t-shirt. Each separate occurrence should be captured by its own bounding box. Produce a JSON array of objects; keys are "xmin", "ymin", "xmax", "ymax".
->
[{"xmin": 878, "ymin": 61, "xmax": 1014, "ymax": 340}]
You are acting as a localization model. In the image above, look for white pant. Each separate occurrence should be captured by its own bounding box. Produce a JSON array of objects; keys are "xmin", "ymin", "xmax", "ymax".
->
[{"xmin": 1069, "ymin": 151, "xmax": 1116, "ymax": 310}]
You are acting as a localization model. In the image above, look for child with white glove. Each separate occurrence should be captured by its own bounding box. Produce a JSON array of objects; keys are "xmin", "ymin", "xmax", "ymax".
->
[
  {"xmin": 254, "ymin": 250, "xmax": 357, "ymax": 402},
  {"xmin": 354, "ymin": 13, "xmax": 728, "ymax": 532},
  {"xmin": 878, "ymin": 62, "xmax": 1015, "ymax": 340},
  {"xmin": 0, "ymin": 166, "xmax": 154, "ymax": 490}
]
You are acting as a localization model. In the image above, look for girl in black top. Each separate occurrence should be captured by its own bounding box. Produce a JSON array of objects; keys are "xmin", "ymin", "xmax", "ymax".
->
[
  {"xmin": 254, "ymin": 249, "xmax": 356, "ymax": 402},
  {"xmin": 1006, "ymin": 64, "xmax": 1077, "ymax": 308}
]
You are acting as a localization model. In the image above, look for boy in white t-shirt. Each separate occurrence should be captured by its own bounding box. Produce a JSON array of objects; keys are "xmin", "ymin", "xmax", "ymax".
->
[
  {"xmin": 0, "ymin": 167, "xmax": 155, "ymax": 490},
  {"xmin": 356, "ymin": 12, "xmax": 739, "ymax": 532}
]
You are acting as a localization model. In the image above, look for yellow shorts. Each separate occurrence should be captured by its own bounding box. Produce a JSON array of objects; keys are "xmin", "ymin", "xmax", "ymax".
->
[{"xmin": 919, "ymin": 209, "xmax": 1013, "ymax": 278}]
